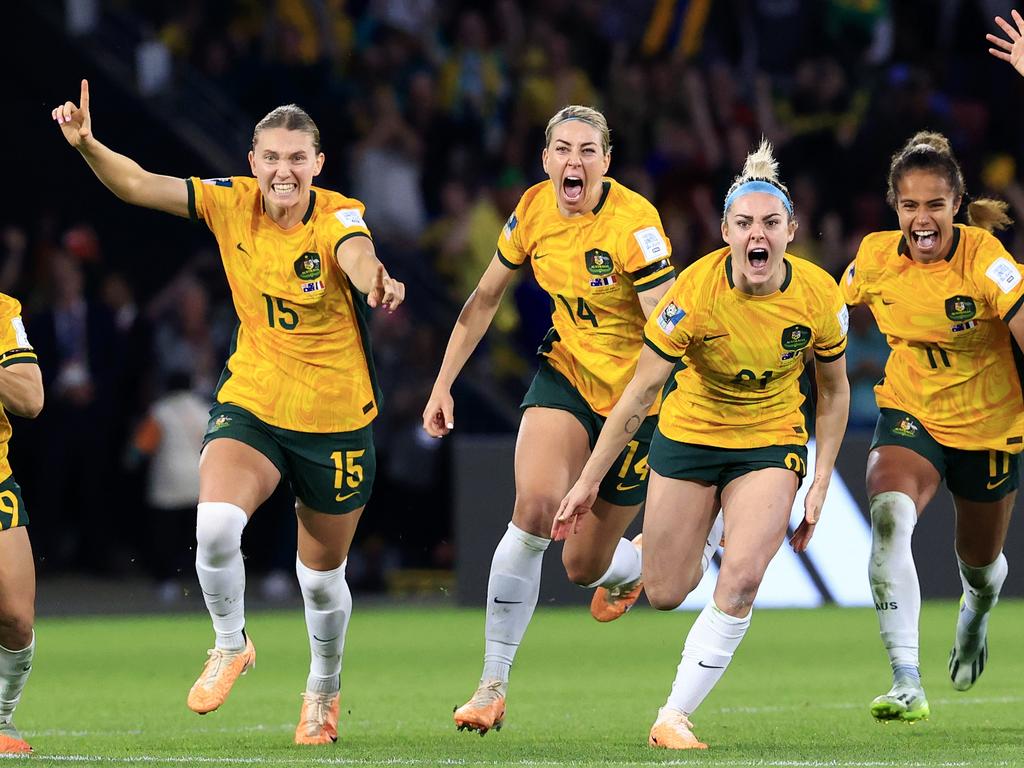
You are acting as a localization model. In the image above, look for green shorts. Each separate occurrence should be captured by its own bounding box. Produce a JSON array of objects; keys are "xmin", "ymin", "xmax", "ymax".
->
[
  {"xmin": 203, "ymin": 402, "xmax": 375, "ymax": 514},
  {"xmin": 871, "ymin": 407, "xmax": 1020, "ymax": 502},
  {"xmin": 521, "ymin": 361, "xmax": 655, "ymax": 506},
  {"xmin": 0, "ymin": 474, "xmax": 28, "ymax": 531},
  {"xmin": 648, "ymin": 428, "xmax": 808, "ymax": 489}
]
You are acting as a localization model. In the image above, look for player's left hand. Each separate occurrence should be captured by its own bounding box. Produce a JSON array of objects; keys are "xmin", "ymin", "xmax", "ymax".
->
[
  {"xmin": 987, "ymin": 9, "xmax": 1024, "ymax": 77},
  {"xmin": 552, "ymin": 480, "xmax": 599, "ymax": 541},
  {"xmin": 790, "ymin": 479, "xmax": 827, "ymax": 553},
  {"xmin": 368, "ymin": 265, "xmax": 405, "ymax": 311}
]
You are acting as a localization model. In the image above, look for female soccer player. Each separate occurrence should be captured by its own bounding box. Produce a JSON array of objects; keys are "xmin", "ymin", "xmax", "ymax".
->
[
  {"xmin": 422, "ymin": 105, "xmax": 684, "ymax": 734},
  {"xmin": 0, "ymin": 294, "xmax": 43, "ymax": 754},
  {"xmin": 52, "ymin": 80, "xmax": 404, "ymax": 745},
  {"xmin": 557, "ymin": 140, "xmax": 850, "ymax": 749},
  {"xmin": 843, "ymin": 131, "xmax": 1023, "ymax": 722}
]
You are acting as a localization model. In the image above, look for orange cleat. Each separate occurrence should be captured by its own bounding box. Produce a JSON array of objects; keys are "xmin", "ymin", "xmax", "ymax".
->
[
  {"xmin": 0, "ymin": 731, "xmax": 32, "ymax": 754},
  {"xmin": 186, "ymin": 635, "xmax": 256, "ymax": 714},
  {"xmin": 294, "ymin": 691, "xmax": 340, "ymax": 745},
  {"xmin": 590, "ymin": 534, "xmax": 644, "ymax": 622},
  {"xmin": 648, "ymin": 707, "xmax": 708, "ymax": 750},
  {"xmin": 453, "ymin": 680, "xmax": 506, "ymax": 735}
]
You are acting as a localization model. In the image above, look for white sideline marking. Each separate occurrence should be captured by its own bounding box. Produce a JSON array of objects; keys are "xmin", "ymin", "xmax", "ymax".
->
[{"xmin": 717, "ymin": 694, "xmax": 1024, "ymax": 714}]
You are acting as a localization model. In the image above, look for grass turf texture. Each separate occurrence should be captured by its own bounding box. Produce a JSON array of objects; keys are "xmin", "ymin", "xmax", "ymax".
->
[{"xmin": 11, "ymin": 600, "xmax": 1024, "ymax": 767}]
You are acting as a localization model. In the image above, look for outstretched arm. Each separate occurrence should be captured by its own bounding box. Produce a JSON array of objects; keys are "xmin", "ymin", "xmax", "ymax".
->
[
  {"xmin": 52, "ymin": 79, "xmax": 189, "ymax": 217},
  {"xmin": 335, "ymin": 235, "xmax": 405, "ymax": 311},
  {"xmin": 987, "ymin": 9, "xmax": 1024, "ymax": 77}
]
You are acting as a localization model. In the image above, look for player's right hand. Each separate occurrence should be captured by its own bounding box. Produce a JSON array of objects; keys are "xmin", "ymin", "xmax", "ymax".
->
[
  {"xmin": 51, "ymin": 78, "xmax": 92, "ymax": 148},
  {"xmin": 551, "ymin": 480, "xmax": 598, "ymax": 541},
  {"xmin": 422, "ymin": 388, "xmax": 454, "ymax": 438},
  {"xmin": 987, "ymin": 10, "xmax": 1024, "ymax": 77}
]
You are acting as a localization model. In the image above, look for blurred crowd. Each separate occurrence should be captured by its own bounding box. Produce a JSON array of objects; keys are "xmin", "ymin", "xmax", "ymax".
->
[{"xmin": 7, "ymin": 0, "xmax": 1024, "ymax": 586}]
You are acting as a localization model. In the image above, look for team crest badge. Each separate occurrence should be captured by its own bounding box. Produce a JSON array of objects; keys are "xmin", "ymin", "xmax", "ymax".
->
[
  {"xmin": 585, "ymin": 249, "xmax": 614, "ymax": 276},
  {"xmin": 945, "ymin": 295, "xmax": 977, "ymax": 322},
  {"xmin": 780, "ymin": 324, "xmax": 811, "ymax": 351},
  {"xmin": 891, "ymin": 416, "xmax": 920, "ymax": 438},
  {"xmin": 210, "ymin": 415, "xmax": 233, "ymax": 433},
  {"xmin": 294, "ymin": 252, "xmax": 322, "ymax": 281}
]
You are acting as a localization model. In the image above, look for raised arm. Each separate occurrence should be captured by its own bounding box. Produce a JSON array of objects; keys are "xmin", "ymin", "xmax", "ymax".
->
[
  {"xmin": 552, "ymin": 346, "xmax": 676, "ymax": 539},
  {"xmin": 421, "ymin": 254, "xmax": 517, "ymax": 437},
  {"xmin": 987, "ymin": 9, "xmax": 1024, "ymax": 77},
  {"xmin": 52, "ymin": 79, "xmax": 190, "ymax": 218},
  {"xmin": 790, "ymin": 354, "xmax": 850, "ymax": 553}
]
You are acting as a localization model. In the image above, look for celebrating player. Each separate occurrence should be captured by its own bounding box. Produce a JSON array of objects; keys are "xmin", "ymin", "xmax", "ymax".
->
[
  {"xmin": 557, "ymin": 140, "xmax": 850, "ymax": 749},
  {"xmin": 423, "ymin": 105, "xmax": 689, "ymax": 735},
  {"xmin": 987, "ymin": 9, "xmax": 1024, "ymax": 77},
  {"xmin": 0, "ymin": 295, "xmax": 43, "ymax": 755},
  {"xmin": 843, "ymin": 131, "xmax": 1023, "ymax": 722},
  {"xmin": 52, "ymin": 80, "xmax": 404, "ymax": 744}
]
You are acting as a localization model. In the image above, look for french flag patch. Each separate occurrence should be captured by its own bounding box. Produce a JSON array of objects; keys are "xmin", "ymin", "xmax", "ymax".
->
[
  {"xmin": 302, "ymin": 280, "xmax": 324, "ymax": 293},
  {"xmin": 589, "ymin": 275, "xmax": 617, "ymax": 287}
]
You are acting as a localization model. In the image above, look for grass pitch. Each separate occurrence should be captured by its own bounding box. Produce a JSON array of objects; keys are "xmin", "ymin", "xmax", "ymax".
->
[{"xmin": 13, "ymin": 599, "xmax": 1024, "ymax": 766}]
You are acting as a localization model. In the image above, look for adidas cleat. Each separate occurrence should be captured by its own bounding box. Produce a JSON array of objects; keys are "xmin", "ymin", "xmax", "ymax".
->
[
  {"xmin": 453, "ymin": 680, "xmax": 506, "ymax": 735},
  {"xmin": 870, "ymin": 680, "xmax": 930, "ymax": 722},
  {"xmin": 949, "ymin": 597, "xmax": 990, "ymax": 691}
]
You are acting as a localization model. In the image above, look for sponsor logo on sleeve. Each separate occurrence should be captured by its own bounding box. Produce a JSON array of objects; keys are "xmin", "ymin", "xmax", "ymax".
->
[
  {"xmin": 502, "ymin": 212, "xmax": 518, "ymax": 240},
  {"xmin": 11, "ymin": 317, "xmax": 30, "ymax": 349},
  {"xmin": 335, "ymin": 208, "xmax": 366, "ymax": 228},
  {"xmin": 945, "ymin": 295, "xmax": 977, "ymax": 321},
  {"xmin": 585, "ymin": 249, "xmax": 614, "ymax": 276},
  {"xmin": 294, "ymin": 252, "xmax": 322, "ymax": 281},
  {"xmin": 656, "ymin": 302, "xmax": 685, "ymax": 334},
  {"xmin": 985, "ymin": 257, "xmax": 1022, "ymax": 294},
  {"xmin": 837, "ymin": 305, "xmax": 849, "ymax": 336},
  {"xmin": 634, "ymin": 226, "xmax": 668, "ymax": 263}
]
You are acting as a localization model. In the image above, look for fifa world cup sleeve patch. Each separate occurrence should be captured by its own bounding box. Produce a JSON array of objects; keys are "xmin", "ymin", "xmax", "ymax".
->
[
  {"xmin": 10, "ymin": 317, "xmax": 30, "ymax": 348},
  {"xmin": 634, "ymin": 227, "xmax": 669, "ymax": 263},
  {"xmin": 985, "ymin": 257, "xmax": 1023, "ymax": 294},
  {"xmin": 656, "ymin": 301, "xmax": 686, "ymax": 334},
  {"xmin": 837, "ymin": 305, "xmax": 849, "ymax": 336},
  {"xmin": 335, "ymin": 209, "xmax": 366, "ymax": 228},
  {"xmin": 502, "ymin": 212, "xmax": 518, "ymax": 241}
]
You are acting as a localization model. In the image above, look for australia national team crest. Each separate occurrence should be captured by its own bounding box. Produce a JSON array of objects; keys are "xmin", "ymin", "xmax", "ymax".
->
[
  {"xmin": 585, "ymin": 249, "xmax": 614, "ymax": 276},
  {"xmin": 210, "ymin": 414, "xmax": 233, "ymax": 433},
  {"xmin": 891, "ymin": 415, "xmax": 920, "ymax": 439},
  {"xmin": 780, "ymin": 324, "xmax": 812, "ymax": 351},
  {"xmin": 294, "ymin": 252, "xmax": 322, "ymax": 281},
  {"xmin": 945, "ymin": 295, "xmax": 977, "ymax": 322}
]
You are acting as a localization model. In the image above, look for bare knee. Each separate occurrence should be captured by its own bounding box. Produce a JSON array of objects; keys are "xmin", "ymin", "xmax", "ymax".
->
[
  {"xmin": 715, "ymin": 575, "xmax": 760, "ymax": 616},
  {"xmin": 0, "ymin": 610, "xmax": 34, "ymax": 650},
  {"xmin": 512, "ymin": 492, "xmax": 560, "ymax": 539},
  {"xmin": 562, "ymin": 548, "xmax": 605, "ymax": 586},
  {"xmin": 645, "ymin": 581, "xmax": 690, "ymax": 611}
]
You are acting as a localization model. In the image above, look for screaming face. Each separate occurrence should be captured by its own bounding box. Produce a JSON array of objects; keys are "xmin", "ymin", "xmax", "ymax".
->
[
  {"xmin": 894, "ymin": 169, "xmax": 961, "ymax": 264},
  {"xmin": 542, "ymin": 120, "xmax": 611, "ymax": 217},
  {"xmin": 722, "ymin": 191, "xmax": 796, "ymax": 295}
]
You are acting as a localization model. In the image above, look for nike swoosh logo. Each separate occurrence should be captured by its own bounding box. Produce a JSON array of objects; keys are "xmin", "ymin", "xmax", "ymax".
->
[
  {"xmin": 236, "ymin": 242, "xmax": 250, "ymax": 256},
  {"xmin": 533, "ymin": 253, "xmax": 549, "ymax": 260},
  {"xmin": 703, "ymin": 333, "xmax": 728, "ymax": 341},
  {"xmin": 493, "ymin": 598, "xmax": 523, "ymax": 604},
  {"xmin": 881, "ymin": 299, "xmax": 895, "ymax": 305},
  {"xmin": 335, "ymin": 491, "xmax": 359, "ymax": 502},
  {"xmin": 615, "ymin": 482, "xmax": 641, "ymax": 491},
  {"xmin": 986, "ymin": 477, "xmax": 1009, "ymax": 490},
  {"xmin": 313, "ymin": 634, "xmax": 339, "ymax": 643},
  {"xmin": 697, "ymin": 660, "xmax": 725, "ymax": 669}
]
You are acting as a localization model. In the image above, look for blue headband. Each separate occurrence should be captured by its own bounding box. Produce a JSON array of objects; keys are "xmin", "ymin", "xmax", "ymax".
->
[{"xmin": 723, "ymin": 180, "xmax": 793, "ymax": 215}]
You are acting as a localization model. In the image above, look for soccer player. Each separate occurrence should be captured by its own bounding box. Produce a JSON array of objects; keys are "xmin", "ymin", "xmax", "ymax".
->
[
  {"xmin": 422, "ymin": 105, "xmax": 691, "ymax": 735},
  {"xmin": 557, "ymin": 140, "xmax": 850, "ymax": 749},
  {"xmin": 843, "ymin": 131, "xmax": 1023, "ymax": 722},
  {"xmin": 52, "ymin": 80, "xmax": 405, "ymax": 745},
  {"xmin": 987, "ymin": 9, "xmax": 1024, "ymax": 78},
  {"xmin": 0, "ymin": 294, "xmax": 43, "ymax": 754}
]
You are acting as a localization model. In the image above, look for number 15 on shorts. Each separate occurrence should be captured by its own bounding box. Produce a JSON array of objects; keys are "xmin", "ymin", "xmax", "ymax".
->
[{"xmin": 331, "ymin": 449, "xmax": 365, "ymax": 502}]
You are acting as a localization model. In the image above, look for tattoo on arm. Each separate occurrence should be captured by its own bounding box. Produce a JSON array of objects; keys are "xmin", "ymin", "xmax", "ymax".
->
[{"xmin": 625, "ymin": 414, "xmax": 641, "ymax": 434}]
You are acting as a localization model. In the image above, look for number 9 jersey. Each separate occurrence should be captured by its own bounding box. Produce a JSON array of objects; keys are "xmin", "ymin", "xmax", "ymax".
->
[
  {"xmin": 187, "ymin": 176, "xmax": 381, "ymax": 433},
  {"xmin": 843, "ymin": 225, "xmax": 1024, "ymax": 453}
]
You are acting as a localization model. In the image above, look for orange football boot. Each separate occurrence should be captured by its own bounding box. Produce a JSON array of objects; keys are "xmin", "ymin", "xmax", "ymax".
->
[
  {"xmin": 186, "ymin": 635, "xmax": 256, "ymax": 714},
  {"xmin": 294, "ymin": 691, "xmax": 339, "ymax": 745},
  {"xmin": 453, "ymin": 680, "xmax": 506, "ymax": 735},
  {"xmin": 590, "ymin": 534, "xmax": 644, "ymax": 622},
  {"xmin": 648, "ymin": 707, "xmax": 708, "ymax": 750}
]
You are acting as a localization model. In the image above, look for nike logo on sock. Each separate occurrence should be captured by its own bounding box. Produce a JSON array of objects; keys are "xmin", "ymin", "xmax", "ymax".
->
[
  {"xmin": 313, "ymin": 634, "xmax": 339, "ymax": 643},
  {"xmin": 493, "ymin": 598, "xmax": 523, "ymax": 604},
  {"xmin": 697, "ymin": 660, "xmax": 724, "ymax": 669}
]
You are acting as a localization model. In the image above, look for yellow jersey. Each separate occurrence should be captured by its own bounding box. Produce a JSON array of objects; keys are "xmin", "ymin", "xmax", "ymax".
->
[
  {"xmin": 0, "ymin": 294, "xmax": 38, "ymax": 480},
  {"xmin": 187, "ymin": 176, "xmax": 380, "ymax": 433},
  {"xmin": 645, "ymin": 249, "xmax": 848, "ymax": 448},
  {"xmin": 498, "ymin": 179, "xmax": 675, "ymax": 416},
  {"xmin": 843, "ymin": 225, "xmax": 1024, "ymax": 452}
]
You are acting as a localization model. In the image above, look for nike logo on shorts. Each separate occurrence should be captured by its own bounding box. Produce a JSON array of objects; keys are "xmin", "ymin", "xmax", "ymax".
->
[
  {"xmin": 336, "ymin": 491, "xmax": 359, "ymax": 502},
  {"xmin": 986, "ymin": 477, "xmax": 1009, "ymax": 490},
  {"xmin": 616, "ymin": 482, "xmax": 641, "ymax": 491}
]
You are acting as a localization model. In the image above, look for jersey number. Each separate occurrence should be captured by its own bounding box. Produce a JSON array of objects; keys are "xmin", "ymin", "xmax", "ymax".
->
[
  {"xmin": 784, "ymin": 452, "xmax": 807, "ymax": 475},
  {"xmin": 0, "ymin": 491, "xmax": 19, "ymax": 529},
  {"xmin": 733, "ymin": 368, "xmax": 775, "ymax": 389},
  {"xmin": 332, "ymin": 449, "xmax": 365, "ymax": 489},
  {"xmin": 262, "ymin": 294, "xmax": 299, "ymax": 330},
  {"xmin": 556, "ymin": 294, "xmax": 599, "ymax": 327}
]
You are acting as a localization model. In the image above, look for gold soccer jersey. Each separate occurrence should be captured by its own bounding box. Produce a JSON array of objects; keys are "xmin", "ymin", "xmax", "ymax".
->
[
  {"xmin": 187, "ymin": 176, "xmax": 380, "ymax": 433},
  {"xmin": 645, "ymin": 249, "xmax": 848, "ymax": 448},
  {"xmin": 0, "ymin": 294, "xmax": 37, "ymax": 480},
  {"xmin": 843, "ymin": 225, "xmax": 1024, "ymax": 452},
  {"xmin": 498, "ymin": 179, "xmax": 674, "ymax": 416}
]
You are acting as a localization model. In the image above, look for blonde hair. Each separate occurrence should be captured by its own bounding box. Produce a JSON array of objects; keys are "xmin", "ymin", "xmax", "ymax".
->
[
  {"xmin": 544, "ymin": 106, "xmax": 611, "ymax": 155},
  {"xmin": 887, "ymin": 131, "xmax": 1012, "ymax": 233},
  {"xmin": 252, "ymin": 104, "xmax": 321, "ymax": 154},
  {"xmin": 722, "ymin": 138, "xmax": 794, "ymax": 220}
]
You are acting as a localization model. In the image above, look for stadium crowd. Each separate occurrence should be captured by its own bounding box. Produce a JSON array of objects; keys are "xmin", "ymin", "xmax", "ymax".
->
[{"xmin": 5, "ymin": 0, "xmax": 1024, "ymax": 588}]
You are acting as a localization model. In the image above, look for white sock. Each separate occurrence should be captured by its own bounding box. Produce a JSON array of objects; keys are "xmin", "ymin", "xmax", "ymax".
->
[
  {"xmin": 586, "ymin": 537, "xmax": 641, "ymax": 589},
  {"xmin": 956, "ymin": 551, "xmax": 1008, "ymax": 645},
  {"xmin": 195, "ymin": 502, "xmax": 248, "ymax": 651},
  {"xmin": 481, "ymin": 522, "xmax": 550, "ymax": 684},
  {"xmin": 296, "ymin": 556, "xmax": 350, "ymax": 695},
  {"xmin": 0, "ymin": 633, "xmax": 33, "ymax": 728},
  {"xmin": 703, "ymin": 512, "xmax": 724, "ymax": 573},
  {"xmin": 665, "ymin": 600, "xmax": 750, "ymax": 716},
  {"xmin": 868, "ymin": 491, "xmax": 920, "ymax": 670}
]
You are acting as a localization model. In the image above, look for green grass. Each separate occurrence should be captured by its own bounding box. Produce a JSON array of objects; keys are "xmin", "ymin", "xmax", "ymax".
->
[{"xmin": 12, "ymin": 599, "xmax": 1024, "ymax": 766}]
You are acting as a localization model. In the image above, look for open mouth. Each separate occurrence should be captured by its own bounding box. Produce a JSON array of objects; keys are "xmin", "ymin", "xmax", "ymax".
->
[
  {"xmin": 912, "ymin": 229, "xmax": 938, "ymax": 250},
  {"xmin": 562, "ymin": 175, "xmax": 584, "ymax": 203},
  {"xmin": 748, "ymin": 247, "xmax": 769, "ymax": 269},
  {"xmin": 272, "ymin": 182, "xmax": 297, "ymax": 195}
]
